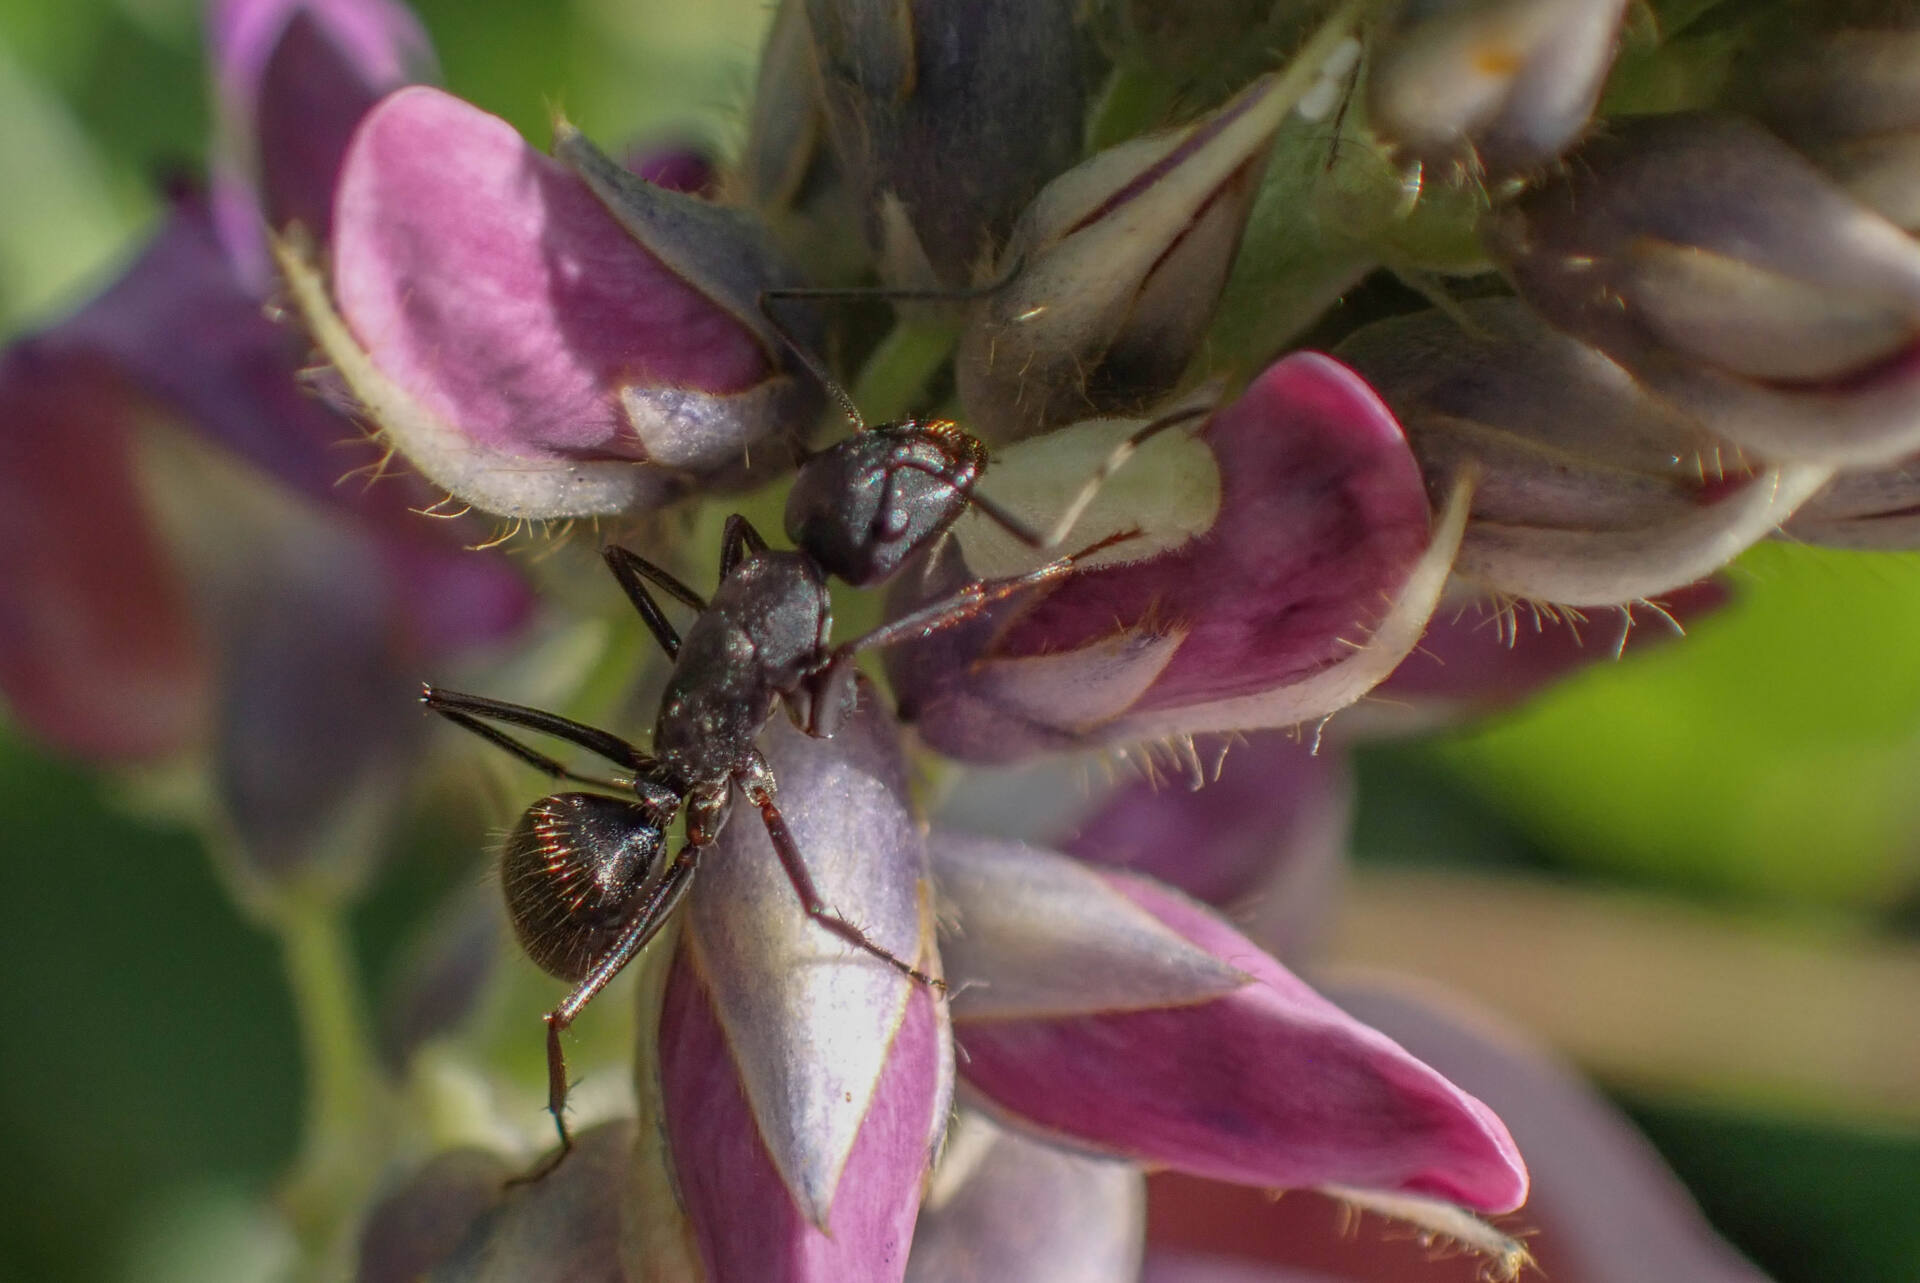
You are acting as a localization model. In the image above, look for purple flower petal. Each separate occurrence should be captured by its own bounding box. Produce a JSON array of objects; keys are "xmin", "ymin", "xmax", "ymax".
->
[
  {"xmin": 906, "ymin": 1112, "xmax": 1144, "ymax": 1283},
  {"xmin": 891, "ymin": 355, "xmax": 1456, "ymax": 760},
  {"xmin": 209, "ymin": 0, "xmax": 433, "ymax": 285},
  {"xmin": 1367, "ymin": 579, "xmax": 1732, "ymax": 729},
  {"xmin": 0, "ymin": 351, "xmax": 208, "ymax": 759},
  {"xmin": 1325, "ymin": 980, "xmax": 1774, "ymax": 1282},
  {"xmin": 1061, "ymin": 733, "xmax": 1351, "ymax": 967},
  {"xmin": 318, "ymin": 87, "xmax": 808, "ymax": 517},
  {"xmin": 933, "ymin": 837, "xmax": 1528, "ymax": 1212}
]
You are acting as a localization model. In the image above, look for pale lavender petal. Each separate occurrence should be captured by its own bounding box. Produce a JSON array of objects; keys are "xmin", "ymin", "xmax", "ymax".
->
[
  {"xmin": 930, "ymin": 831, "xmax": 1250, "ymax": 1021},
  {"xmin": 1487, "ymin": 111, "xmax": 1920, "ymax": 468},
  {"xmin": 906, "ymin": 1111, "xmax": 1144, "ymax": 1283},
  {"xmin": 325, "ymin": 87, "xmax": 811, "ymax": 516},
  {"xmin": 941, "ymin": 843, "xmax": 1527, "ymax": 1212},
  {"xmin": 1061, "ymin": 733, "xmax": 1350, "ymax": 966},
  {"xmin": 1326, "ymin": 979, "xmax": 1773, "ymax": 1282},
  {"xmin": 891, "ymin": 354, "xmax": 1435, "ymax": 760}
]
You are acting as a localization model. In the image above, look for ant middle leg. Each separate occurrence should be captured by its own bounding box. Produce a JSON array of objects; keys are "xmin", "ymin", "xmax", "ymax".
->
[{"xmin": 739, "ymin": 756, "xmax": 944, "ymax": 991}]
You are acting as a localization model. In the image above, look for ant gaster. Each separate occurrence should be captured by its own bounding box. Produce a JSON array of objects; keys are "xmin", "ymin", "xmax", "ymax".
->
[{"xmin": 424, "ymin": 288, "xmax": 1207, "ymax": 1179}]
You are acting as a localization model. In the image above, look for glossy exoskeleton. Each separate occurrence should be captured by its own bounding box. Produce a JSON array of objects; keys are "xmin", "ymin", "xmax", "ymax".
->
[{"xmin": 424, "ymin": 293, "xmax": 1207, "ymax": 1179}]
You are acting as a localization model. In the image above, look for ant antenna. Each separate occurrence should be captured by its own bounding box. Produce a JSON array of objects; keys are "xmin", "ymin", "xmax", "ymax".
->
[{"xmin": 756, "ymin": 255, "xmax": 1028, "ymax": 438}]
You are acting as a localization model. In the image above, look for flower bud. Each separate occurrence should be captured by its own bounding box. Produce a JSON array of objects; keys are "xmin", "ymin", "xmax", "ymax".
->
[
  {"xmin": 1338, "ymin": 298, "xmax": 1829, "ymax": 606},
  {"xmin": 806, "ymin": 0, "xmax": 1087, "ymax": 287},
  {"xmin": 956, "ymin": 75, "xmax": 1290, "ymax": 440},
  {"xmin": 210, "ymin": 0, "xmax": 434, "ymax": 287},
  {"xmin": 1485, "ymin": 111, "xmax": 1920, "ymax": 468},
  {"xmin": 645, "ymin": 690, "xmax": 948, "ymax": 1281},
  {"xmin": 1749, "ymin": 20, "xmax": 1920, "ymax": 232},
  {"xmin": 1368, "ymin": 0, "xmax": 1631, "ymax": 178},
  {"xmin": 891, "ymin": 355, "xmax": 1458, "ymax": 760},
  {"xmin": 281, "ymin": 86, "xmax": 822, "ymax": 521}
]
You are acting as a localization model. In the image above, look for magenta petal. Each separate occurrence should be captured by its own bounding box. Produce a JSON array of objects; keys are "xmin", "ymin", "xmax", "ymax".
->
[
  {"xmin": 661, "ymin": 965, "xmax": 943, "ymax": 1283},
  {"xmin": 893, "ymin": 354, "xmax": 1432, "ymax": 760},
  {"xmin": 333, "ymin": 87, "xmax": 783, "ymax": 476},
  {"xmin": 1326, "ymin": 981, "xmax": 1772, "ymax": 1282},
  {"xmin": 0, "ymin": 352, "xmax": 207, "ymax": 759},
  {"xmin": 954, "ymin": 873, "xmax": 1527, "ymax": 1212}
]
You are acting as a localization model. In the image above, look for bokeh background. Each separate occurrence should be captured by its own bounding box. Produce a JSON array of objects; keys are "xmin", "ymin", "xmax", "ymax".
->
[{"xmin": 2, "ymin": 0, "xmax": 1917, "ymax": 1279}]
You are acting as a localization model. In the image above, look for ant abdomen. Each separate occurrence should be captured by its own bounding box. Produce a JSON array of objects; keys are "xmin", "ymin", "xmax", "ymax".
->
[{"xmin": 501, "ymin": 793, "xmax": 667, "ymax": 983}]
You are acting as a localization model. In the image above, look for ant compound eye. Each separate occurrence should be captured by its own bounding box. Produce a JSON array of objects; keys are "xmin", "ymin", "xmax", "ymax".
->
[{"xmin": 501, "ymin": 793, "xmax": 665, "ymax": 982}]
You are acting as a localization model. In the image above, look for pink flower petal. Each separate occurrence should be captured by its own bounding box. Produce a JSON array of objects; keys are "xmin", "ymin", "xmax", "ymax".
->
[
  {"xmin": 947, "ymin": 858, "xmax": 1526, "ymax": 1212},
  {"xmin": 1325, "ymin": 980, "xmax": 1772, "ymax": 1282},
  {"xmin": 331, "ymin": 87, "xmax": 797, "ymax": 489},
  {"xmin": 891, "ymin": 354, "xmax": 1435, "ymax": 760}
]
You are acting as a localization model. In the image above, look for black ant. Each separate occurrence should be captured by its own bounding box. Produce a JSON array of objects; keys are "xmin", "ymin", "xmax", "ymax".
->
[{"xmin": 423, "ymin": 287, "xmax": 1207, "ymax": 1178}]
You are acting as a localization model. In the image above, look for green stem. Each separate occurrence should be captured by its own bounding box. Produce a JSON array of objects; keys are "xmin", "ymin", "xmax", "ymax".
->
[
  {"xmin": 270, "ymin": 892, "xmax": 392, "ymax": 1276},
  {"xmin": 850, "ymin": 316, "xmax": 960, "ymax": 426}
]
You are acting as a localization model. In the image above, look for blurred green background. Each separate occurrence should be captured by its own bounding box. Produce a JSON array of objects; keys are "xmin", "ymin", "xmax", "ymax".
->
[{"xmin": 2, "ymin": 0, "xmax": 1918, "ymax": 1279}]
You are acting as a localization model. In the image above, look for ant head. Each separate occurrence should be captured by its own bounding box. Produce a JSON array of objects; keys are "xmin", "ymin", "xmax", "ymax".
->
[
  {"xmin": 785, "ymin": 420, "xmax": 988, "ymax": 587},
  {"xmin": 501, "ymin": 793, "xmax": 667, "ymax": 982}
]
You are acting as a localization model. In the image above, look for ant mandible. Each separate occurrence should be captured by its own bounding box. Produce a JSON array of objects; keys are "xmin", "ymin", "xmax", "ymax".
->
[{"xmin": 423, "ymin": 286, "xmax": 1207, "ymax": 1178}]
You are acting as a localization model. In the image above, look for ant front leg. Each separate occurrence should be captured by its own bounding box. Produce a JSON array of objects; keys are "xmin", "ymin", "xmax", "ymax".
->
[
  {"xmin": 516, "ymin": 844, "xmax": 703, "ymax": 1184},
  {"xmin": 831, "ymin": 528, "xmax": 1138, "ymax": 661},
  {"xmin": 739, "ymin": 754, "xmax": 944, "ymax": 991}
]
